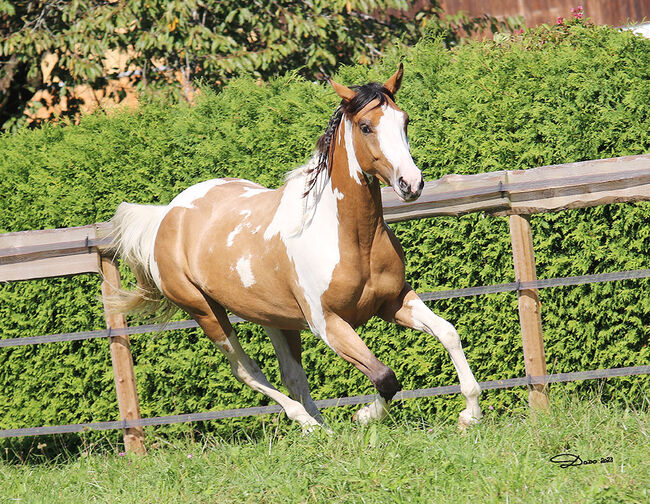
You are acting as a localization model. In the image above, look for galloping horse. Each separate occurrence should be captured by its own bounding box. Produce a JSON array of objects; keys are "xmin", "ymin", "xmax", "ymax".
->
[{"xmin": 110, "ymin": 65, "xmax": 482, "ymax": 430}]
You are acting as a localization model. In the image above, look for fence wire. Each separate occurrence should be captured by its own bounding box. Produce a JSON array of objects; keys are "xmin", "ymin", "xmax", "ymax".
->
[
  {"xmin": 2, "ymin": 268, "xmax": 648, "ymax": 348},
  {"xmin": 1, "ymin": 365, "xmax": 647, "ymax": 439}
]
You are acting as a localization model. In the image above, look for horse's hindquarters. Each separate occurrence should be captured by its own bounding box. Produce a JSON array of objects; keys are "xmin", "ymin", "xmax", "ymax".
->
[{"xmin": 152, "ymin": 179, "xmax": 308, "ymax": 329}]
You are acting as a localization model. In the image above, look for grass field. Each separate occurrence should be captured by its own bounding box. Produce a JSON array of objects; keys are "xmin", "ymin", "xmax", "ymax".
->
[{"xmin": 1, "ymin": 389, "xmax": 648, "ymax": 504}]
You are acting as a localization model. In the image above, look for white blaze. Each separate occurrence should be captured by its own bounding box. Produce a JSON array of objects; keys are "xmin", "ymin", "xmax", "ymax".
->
[{"xmin": 376, "ymin": 105, "xmax": 421, "ymax": 190}]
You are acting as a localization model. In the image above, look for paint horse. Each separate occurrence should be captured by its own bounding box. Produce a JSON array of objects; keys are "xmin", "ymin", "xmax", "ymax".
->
[{"xmin": 110, "ymin": 65, "xmax": 482, "ymax": 430}]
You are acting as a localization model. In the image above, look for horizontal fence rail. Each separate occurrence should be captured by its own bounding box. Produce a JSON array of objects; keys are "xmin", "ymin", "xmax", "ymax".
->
[
  {"xmin": 1, "ymin": 365, "xmax": 647, "ymax": 439},
  {"xmin": 2, "ymin": 268, "xmax": 649, "ymax": 348},
  {"xmin": 381, "ymin": 154, "xmax": 650, "ymax": 221}
]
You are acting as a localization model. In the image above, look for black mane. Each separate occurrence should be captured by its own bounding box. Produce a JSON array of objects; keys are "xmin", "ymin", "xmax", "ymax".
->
[
  {"xmin": 342, "ymin": 82, "xmax": 395, "ymax": 117},
  {"xmin": 305, "ymin": 82, "xmax": 394, "ymax": 196}
]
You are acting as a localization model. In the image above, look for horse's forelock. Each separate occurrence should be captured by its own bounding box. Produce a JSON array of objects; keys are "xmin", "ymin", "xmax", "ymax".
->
[{"xmin": 342, "ymin": 82, "xmax": 395, "ymax": 117}]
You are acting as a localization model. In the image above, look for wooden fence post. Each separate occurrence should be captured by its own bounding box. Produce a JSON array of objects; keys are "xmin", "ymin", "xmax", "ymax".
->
[
  {"xmin": 509, "ymin": 214, "xmax": 550, "ymax": 410},
  {"xmin": 100, "ymin": 256, "xmax": 146, "ymax": 454}
]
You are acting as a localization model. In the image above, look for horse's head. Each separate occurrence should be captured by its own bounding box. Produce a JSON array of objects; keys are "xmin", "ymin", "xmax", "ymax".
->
[{"xmin": 329, "ymin": 64, "xmax": 423, "ymax": 202}]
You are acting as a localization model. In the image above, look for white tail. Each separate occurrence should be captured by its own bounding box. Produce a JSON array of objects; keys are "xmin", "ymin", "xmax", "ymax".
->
[{"xmin": 107, "ymin": 202, "xmax": 178, "ymax": 319}]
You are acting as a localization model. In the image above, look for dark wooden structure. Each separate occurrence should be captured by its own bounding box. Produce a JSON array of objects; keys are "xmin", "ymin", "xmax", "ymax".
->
[{"xmin": 441, "ymin": 0, "xmax": 650, "ymax": 28}]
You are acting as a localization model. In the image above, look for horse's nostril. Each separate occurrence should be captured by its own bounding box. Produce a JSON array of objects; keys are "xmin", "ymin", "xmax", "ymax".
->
[{"xmin": 398, "ymin": 177, "xmax": 410, "ymax": 193}]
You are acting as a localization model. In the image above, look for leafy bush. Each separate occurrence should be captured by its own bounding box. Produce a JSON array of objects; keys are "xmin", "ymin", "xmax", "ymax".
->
[{"xmin": 1, "ymin": 21, "xmax": 648, "ymax": 447}]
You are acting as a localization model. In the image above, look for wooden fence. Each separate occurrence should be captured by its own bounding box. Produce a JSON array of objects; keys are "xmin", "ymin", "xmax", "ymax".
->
[{"xmin": 1, "ymin": 154, "xmax": 649, "ymax": 453}]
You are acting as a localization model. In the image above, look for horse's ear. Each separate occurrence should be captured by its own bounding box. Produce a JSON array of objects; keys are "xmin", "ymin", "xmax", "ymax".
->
[
  {"xmin": 329, "ymin": 78, "xmax": 356, "ymax": 102},
  {"xmin": 384, "ymin": 63, "xmax": 404, "ymax": 95}
]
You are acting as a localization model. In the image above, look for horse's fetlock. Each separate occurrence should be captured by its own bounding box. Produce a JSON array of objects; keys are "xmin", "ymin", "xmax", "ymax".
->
[
  {"xmin": 461, "ymin": 380, "xmax": 481, "ymax": 399},
  {"xmin": 371, "ymin": 366, "xmax": 401, "ymax": 401}
]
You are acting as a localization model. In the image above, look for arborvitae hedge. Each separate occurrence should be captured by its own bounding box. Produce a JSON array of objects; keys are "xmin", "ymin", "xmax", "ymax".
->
[{"xmin": 1, "ymin": 21, "xmax": 649, "ymax": 449}]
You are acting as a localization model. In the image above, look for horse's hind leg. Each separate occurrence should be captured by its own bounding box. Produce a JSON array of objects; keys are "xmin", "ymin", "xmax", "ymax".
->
[
  {"xmin": 171, "ymin": 290, "xmax": 322, "ymax": 431},
  {"xmin": 264, "ymin": 327, "xmax": 324, "ymax": 425}
]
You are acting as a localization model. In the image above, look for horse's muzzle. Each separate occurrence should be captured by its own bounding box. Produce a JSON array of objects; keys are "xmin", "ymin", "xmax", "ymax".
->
[{"xmin": 397, "ymin": 176, "xmax": 424, "ymax": 201}]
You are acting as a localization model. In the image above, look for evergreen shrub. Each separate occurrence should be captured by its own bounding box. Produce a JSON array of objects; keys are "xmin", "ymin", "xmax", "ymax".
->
[{"xmin": 1, "ymin": 21, "xmax": 648, "ymax": 446}]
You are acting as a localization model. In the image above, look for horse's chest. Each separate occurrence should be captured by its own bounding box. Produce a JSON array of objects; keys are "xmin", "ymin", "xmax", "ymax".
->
[{"xmin": 323, "ymin": 228, "xmax": 405, "ymax": 325}]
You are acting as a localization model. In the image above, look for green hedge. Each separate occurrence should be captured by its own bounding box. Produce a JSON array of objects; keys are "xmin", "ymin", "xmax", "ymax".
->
[{"xmin": 1, "ymin": 21, "xmax": 649, "ymax": 447}]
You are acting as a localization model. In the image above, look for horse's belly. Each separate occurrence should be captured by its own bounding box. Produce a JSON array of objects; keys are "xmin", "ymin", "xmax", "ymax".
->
[{"xmin": 199, "ymin": 243, "xmax": 308, "ymax": 330}]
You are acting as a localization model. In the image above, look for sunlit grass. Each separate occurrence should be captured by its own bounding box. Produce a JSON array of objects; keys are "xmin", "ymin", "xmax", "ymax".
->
[{"xmin": 1, "ymin": 388, "xmax": 648, "ymax": 503}]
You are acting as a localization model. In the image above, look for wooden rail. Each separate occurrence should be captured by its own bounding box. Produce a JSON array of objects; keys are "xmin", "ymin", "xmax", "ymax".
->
[
  {"xmin": 1, "ymin": 154, "xmax": 649, "ymax": 450},
  {"xmin": 381, "ymin": 154, "xmax": 650, "ymax": 221}
]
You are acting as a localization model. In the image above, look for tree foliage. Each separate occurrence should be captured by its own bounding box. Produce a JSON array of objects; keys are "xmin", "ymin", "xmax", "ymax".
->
[{"xmin": 0, "ymin": 0, "xmax": 512, "ymax": 130}]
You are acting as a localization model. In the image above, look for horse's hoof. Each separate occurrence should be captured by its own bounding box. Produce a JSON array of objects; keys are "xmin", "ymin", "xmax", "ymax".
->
[
  {"xmin": 458, "ymin": 408, "xmax": 481, "ymax": 431},
  {"xmin": 353, "ymin": 402, "xmax": 388, "ymax": 425},
  {"xmin": 301, "ymin": 423, "xmax": 333, "ymax": 436},
  {"xmin": 301, "ymin": 424, "xmax": 318, "ymax": 436},
  {"xmin": 353, "ymin": 406, "xmax": 373, "ymax": 425},
  {"xmin": 352, "ymin": 409, "xmax": 371, "ymax": 425}
]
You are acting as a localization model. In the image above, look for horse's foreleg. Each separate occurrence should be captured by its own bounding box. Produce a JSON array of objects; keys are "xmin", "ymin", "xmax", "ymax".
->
[
  {"xmin": 320, "ymin": 315, "xmax": 400, "ymax": 424},
  {"xmin": 264, "ymin": 327, "xmax": 325, "ymax": 426},
  {"xmin": 380, "ymin": 285, "xmax": 482, "ymax": 429}
]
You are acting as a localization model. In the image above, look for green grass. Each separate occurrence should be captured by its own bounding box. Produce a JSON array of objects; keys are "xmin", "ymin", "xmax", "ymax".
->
[{"xmin": 1, "ymin": 390, "xmax": 648, "ymax": 504}]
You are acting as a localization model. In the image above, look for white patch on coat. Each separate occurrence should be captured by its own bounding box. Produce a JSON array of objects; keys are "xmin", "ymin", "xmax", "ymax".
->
[
  {"xmin": 235, "ymin": 255, "xmax": 255, "ymax": 287},
  {"xmin": 228, "ymin": 209, "xmax": 256, "ymax": 246},
  {"xmin": 227, "ymin": 222, "xmax": 245, "ymax": 247},
  {"xmin": 263, "ymin": 163, "xmax": 340, "ymax": 347},
  {"xmin": 241, "ymin": 186, "xmax": 271, "ymax": 198},
  {"xmin": 168, "ymin": 179, "xmax": 228, "ymax": 209},
  {"xmin": 333, "ymin": 188, "xmax": 344, "ymax": 200},
  {"xmin": 343, "ymin": 119, "xmax": 363, "ymax": 185},
  {"xmin": 376, "ymin": 105, "xmax": 421, "ymax": 190}
]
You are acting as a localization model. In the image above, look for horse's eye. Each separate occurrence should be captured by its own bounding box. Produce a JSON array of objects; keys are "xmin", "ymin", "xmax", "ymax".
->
[{"xmin": 359, "ymin": 124, "xmax": 372, "ymax": 134}]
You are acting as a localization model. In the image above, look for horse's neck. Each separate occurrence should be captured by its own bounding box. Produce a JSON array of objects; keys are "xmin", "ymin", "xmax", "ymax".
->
[
  {"xmin": 281, "ymin": 119, "xmax": 383, "ymax": 247},
  {"xmin": 328, "ymin": 121, "xmax": 384, "ymax": 248}
]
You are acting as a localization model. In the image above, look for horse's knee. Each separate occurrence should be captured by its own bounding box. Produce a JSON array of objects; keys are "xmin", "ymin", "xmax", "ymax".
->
[{"xmin": 437, "ymin": 323, "xmax": 461, "ymax": 350}]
